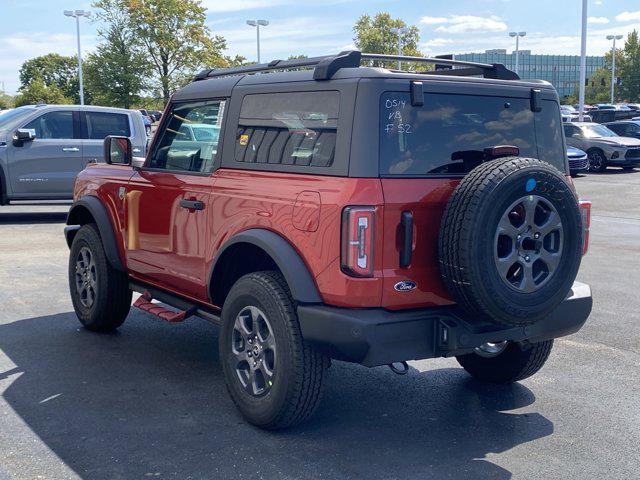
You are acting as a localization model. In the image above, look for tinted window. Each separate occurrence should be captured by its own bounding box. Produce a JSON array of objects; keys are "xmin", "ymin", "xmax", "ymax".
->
[
  {"xmin": 24, "ymin": 111, "xmax": 75, "ymax": 139},
  {"xmin": 380, "ymin": 92, "xmax": 566, "ymax": 175},
  {"xmin": 235, "ymin": 91, "xmax": 339, "ymax": 168},
  {"xmin": 148, "ymin": 100, "xmax": 225, "ymax": 173},
  {"xmin": 85, "ymin": 112, "xmax": 130, "ymax": 139}
]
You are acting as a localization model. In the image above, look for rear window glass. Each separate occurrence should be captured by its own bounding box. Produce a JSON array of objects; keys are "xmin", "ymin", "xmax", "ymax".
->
[
  {"xmin": 85, "ymin": 111, "xmax": 130, "ymax": 139},
  {"xmin": 235, "ymin": 91, "xmax": 339, "ymax": 168},
  {"xmin": 380, "ymin": 92, "xmax": 566, "ymax": 175}
]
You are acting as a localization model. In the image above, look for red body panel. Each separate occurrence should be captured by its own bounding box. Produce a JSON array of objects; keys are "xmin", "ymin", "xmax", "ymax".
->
[
  {"xmin": 379, "ymin": 179, "xmax": 458, "ymax": 309},
  {"xmin": 74, "ymin": 164, "xmax": 460, "ymax": 311}
]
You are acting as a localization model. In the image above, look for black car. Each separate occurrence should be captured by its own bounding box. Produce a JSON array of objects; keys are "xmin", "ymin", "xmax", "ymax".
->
[
  {"xmin": 148, "ymin": 110, "xmax": 163, "ymax": 122},
  {"xmin": 604, "ymin": 120, "xmax": 640, "ymax": 140}
]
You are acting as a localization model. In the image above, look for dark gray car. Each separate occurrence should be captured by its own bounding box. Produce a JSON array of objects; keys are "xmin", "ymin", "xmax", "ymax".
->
[
  {"xmin": 0, "ymin": 104, "xmax": 146, "ymax": 204},
  {"xmin": 563, "ymin": 122, "xmax": 640, "ymax": 172}
]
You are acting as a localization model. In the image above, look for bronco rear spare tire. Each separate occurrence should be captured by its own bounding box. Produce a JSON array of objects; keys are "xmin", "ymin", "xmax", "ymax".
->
[{"xmin": 438, "ymin": 157, "xmax": 583, "ymax": 327}]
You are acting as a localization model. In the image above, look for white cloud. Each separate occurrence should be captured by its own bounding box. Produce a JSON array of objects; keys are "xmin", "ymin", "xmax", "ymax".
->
[
  {"xmin": 420, "ymin": 16, "xmax": 448, "ymax": 25},
  {"xmin": 431, "ymin": 15, "xmax": 508, "ymax": 34},
  {"xmin": 615, "ymin": 11, "xmax": 640, "ymax": 22},
  {"xmin": 214, "ymin": 17, "xmax": 354, "ymax": 62},
  {"xmin": 423, "ymin": 38, "xmax": 453, "ymax": 49},
  {"xmin": 0, "ymin": 32, "xmax": 96, "ymax": 94},
  {"xmin": 588, "ymin": 16, "xmax": 609, "ymax": 24}
]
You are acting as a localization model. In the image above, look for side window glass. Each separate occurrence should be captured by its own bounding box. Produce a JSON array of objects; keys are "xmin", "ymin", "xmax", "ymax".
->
[
  {"xmin": 85, "ymin": 112, "xmax": 130, "ymax": 139},
  {"xmin": 24, "ymin": 111, "xmax": 74, "ymax": 139},
  {"xmin": 148, "ymin": 100, "xmax": 225, "ymax": 173},
  {"xmin": 235, "ymin": 91, "xmax": 339, "ymax": 168}
]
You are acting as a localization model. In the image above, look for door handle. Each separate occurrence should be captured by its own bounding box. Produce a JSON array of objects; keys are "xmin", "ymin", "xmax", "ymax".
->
[
  {"xmin": 399, "ymin": 211, "xmax": 413, "ymax": 268},
  {"xmin": 180, "ymin": 199, "xmax": 205, "ymax": 211},
  {"xmin": 62, "ymin": 147, "xmax": 80, "ymax": 152}
]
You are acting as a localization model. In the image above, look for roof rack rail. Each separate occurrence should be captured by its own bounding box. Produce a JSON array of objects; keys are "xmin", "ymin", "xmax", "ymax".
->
[
  {"xmin": 193, "ymin": 51, "xmax": 361, "ymax": 82},
  {"xmin": 360, "ymin": 53, "xmax": 519, "ymax": 80},
  {"xmin": 193, "ymin": 50, "xmax": 519, "ymax": 82}
]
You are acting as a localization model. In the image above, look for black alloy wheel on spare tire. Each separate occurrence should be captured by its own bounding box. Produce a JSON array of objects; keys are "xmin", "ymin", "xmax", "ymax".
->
[{"xmin": 438, "ymin": 157, "xmax": 583, "ymax": 327}]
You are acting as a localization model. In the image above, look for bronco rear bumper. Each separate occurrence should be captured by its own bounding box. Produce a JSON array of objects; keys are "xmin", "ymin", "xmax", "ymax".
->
[{"xmin": 297, "ymin": 281, "xmax": 592, "ymax": 367}]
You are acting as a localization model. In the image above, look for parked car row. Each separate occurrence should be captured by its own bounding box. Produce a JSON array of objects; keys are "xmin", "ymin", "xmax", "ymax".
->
[{"xmin": 564, "ymin": 121, "xmax": 640, "ymax": 172}]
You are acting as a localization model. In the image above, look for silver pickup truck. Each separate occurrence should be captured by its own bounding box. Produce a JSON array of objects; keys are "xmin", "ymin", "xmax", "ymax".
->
[{"xmin": 0, "ymin": 104, "xmax": 147, "ymax": 204}]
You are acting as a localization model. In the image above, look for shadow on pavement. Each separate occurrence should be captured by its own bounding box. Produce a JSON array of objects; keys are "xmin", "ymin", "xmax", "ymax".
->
[
  {"xmin": 0, "ymin": 212, "xmax": 68, "ymax": 225},
  {"xmin": 0, "ymin": 312, "xmax": 553, "ymax": 479}
]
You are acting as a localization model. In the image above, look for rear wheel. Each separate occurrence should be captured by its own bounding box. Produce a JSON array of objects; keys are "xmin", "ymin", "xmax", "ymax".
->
[
  {"xmin": 68, "ymin": 224, "xmax": 132, "ymax": 331},
  {"xmin": 219, "ymin": 271, "xmax": 327, "ymax": 430},
  {"xmin": 587, "ymin": 149, "xmax": 607, "ymax": 172},
  {"xmin": 456, "ymin": 340, "xmax": 553, "ymax": 383}
]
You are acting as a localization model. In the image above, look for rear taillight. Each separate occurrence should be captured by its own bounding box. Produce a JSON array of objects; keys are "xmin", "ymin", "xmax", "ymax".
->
[
  {"xmin": 341, "ymin": 206, "xmax": 375, "ymax": 277},
  {"xmin": 579, "ymin": 200, "xmax": 591, "ymax": 255}
]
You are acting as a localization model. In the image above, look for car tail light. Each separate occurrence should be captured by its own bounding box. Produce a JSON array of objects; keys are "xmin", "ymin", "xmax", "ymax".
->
[
  {"xmin": 341, "ymin": 206, "xmax": 375, "ymax": 277},
  {"xmin": 579, "ymin": 200, "xmax": 591, "ymax": 255}
]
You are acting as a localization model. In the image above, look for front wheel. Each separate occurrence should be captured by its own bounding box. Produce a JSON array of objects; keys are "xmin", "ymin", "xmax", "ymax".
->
[
  {"xmin": 68, "ymin": 224, "xmax": 132, "ymax": 331},
  {"xmin": 587, "ymin": 150, "xmax": 607, "ymax": 172},
  {"xmin": 456, "ymin": 340, "xmax": 553, "ymax": 383},
  {"xmin": 219, "ymin": 271, "xmax": 327, "ymax": 430}
]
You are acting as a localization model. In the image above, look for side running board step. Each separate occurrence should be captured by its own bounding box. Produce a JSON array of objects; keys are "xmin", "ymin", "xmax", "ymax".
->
[{"xmin": 133, "ymin": 291, "xmax": 196, "ymax": 323}]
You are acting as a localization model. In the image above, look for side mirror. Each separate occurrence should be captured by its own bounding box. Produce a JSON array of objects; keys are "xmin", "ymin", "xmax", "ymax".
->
[
  {"xmin": 104, "ymin": 135, "xmax": 131, "ymax": 165},
  {"xmin": 14, "ymin": 128, "xmax": 36, "ymax": 142}
]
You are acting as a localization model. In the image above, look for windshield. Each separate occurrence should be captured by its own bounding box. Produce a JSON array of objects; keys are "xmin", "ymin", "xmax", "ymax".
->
[
  {"xmin": 0, "ymin": 107, "xmax": 35, "ymax": 129},
  {"xmin": 380, "ymin": 92, "xmax": 566, "ymax": 175},
  {"xmin": 580, "ymin": 124, "xmax": 618, "ymax": 138}
]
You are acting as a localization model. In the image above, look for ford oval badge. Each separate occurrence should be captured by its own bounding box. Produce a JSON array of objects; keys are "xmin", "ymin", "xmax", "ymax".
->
[{"xmin": 394, "ymin": 281, "xmax": 417, "ymax": 292}]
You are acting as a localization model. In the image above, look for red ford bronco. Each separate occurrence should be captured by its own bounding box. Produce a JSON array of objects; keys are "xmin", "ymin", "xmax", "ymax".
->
[{"xmin": 65, "ymin": 51, "xmax": 592, "ymax": 429}]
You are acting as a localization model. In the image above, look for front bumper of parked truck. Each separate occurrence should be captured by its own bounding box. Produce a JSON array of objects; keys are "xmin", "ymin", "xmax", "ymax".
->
[{"xmin": 298, "ymin": 282, "xmax": 592, "ymax": 367}]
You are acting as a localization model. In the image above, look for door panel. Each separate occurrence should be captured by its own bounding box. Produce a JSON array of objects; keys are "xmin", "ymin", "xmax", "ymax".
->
[
  {"xmin": 8, "ymin": 110, "xmax": 83, "ymax": 196},
  {"xmin": 125, "ymin": 170, "xmax": 213, "ymax": 298},
  {"xmin": 9, "ymin": 139, "xmax": 83, "ymax": 196}
]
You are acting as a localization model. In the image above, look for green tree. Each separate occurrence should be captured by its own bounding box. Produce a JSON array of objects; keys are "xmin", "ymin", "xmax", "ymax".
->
[
  {"xmin": 567, "ymin": 67, "xmax": 613, "ymax": 105},
  {"xmin": 126, "ymin": 0, "xmax": 227, "ymax": 102},
  {"xmin": 19, "ymin": 53, "xmax": 80, "ymax": 103},
  {"xmin": 0, "ymin": 93, "xmax": 13, "ymax": 110},
  {"xmin": 617, "ymin": 30, "xmax": 640, "ymax": 102},
  {"xmin": 353, "ymin": 13, "xmax": 424, "ymax": 69},
  {"xmin": 14, "ymin": 78, "xmax": 72, "ymax": 107},
  {"xmin": 85, "ymin": 0, "xmax": 150, "ymax": 108}
]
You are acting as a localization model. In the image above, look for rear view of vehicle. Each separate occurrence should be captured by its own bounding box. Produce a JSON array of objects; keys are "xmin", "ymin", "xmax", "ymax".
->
[{"xmin": 64, "ymin": 51, "xmax": 592, "ymax": 430}]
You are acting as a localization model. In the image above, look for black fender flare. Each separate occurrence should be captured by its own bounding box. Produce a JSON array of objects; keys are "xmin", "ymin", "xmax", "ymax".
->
[
  {"xmin": 65, "ymin": 195, "xmax": 126, "ymax": 272},
  {"xmin": 210, "ymin": 229, "xmax": 322, "ymax": 304}
]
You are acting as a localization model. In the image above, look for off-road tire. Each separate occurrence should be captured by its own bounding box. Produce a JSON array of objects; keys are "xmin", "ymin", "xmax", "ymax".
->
[
  {"xmin": 456, "ymin": 340, "xmax": 553, "ymax": 383},
  {"xmin": 68, "ymin": 223, "xmax": 132, "ymax": 331},
  {"xmin": 438, "ymin": 157, "xmax": 583, "ymax": 327},
  {"xmin": 219, "ymin": 271, "xmax": 327, "ymax": 430}
]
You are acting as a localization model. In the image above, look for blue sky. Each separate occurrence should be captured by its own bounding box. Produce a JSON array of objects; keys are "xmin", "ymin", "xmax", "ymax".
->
[{"xmin": 1, "ymin": 0, "xmax": 640, "ymax": 94}]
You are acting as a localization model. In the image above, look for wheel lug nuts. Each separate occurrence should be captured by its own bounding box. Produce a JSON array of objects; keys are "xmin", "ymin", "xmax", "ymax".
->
[
  {"xmin": 534, "ymin": 233, "xmax": 540, "ymax": 239},
  {"xmin": 248, "ymin": 351, "xmax": 252, "ymax": 357},
  {"xmin": 525, "ymin": 255, "xmax": 530, "ymax": 262}
]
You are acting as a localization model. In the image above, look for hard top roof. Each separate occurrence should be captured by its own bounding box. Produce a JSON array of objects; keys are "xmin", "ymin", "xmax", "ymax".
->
[{"xmin": 173, "ymin": 65, "xmax": 554, "ymax": 102}]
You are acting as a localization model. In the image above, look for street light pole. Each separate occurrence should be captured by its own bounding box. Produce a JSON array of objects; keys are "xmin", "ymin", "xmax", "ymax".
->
[
  {"xmin": 606, "ymin": 34, "xmax": 623, "ymax": 104},
  {"xmin": 64, "ymin": 9, "xmax": 91, "ymax": 105},
  {"xmin": 509, "ymin": 31, "xmax": 526, "ymax": 74},
  {"xmin": 390, "ymin": 27, "xmax": 408, "ymax": 70},
  {"xmin": 246, "ymin": 19, "xmax": 269, "ymax": 63},
  {"xmin": 578, "ymin": 0, "xmax": 588, "ymax": 121}
]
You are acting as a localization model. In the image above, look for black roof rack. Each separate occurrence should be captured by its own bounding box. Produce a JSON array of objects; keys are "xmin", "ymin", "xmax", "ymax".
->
[{"xmin": 193, "ymin": 50, "xmax": 519, "ymax": 82}]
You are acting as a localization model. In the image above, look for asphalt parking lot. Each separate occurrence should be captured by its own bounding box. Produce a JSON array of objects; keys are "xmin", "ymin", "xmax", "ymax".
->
[{"xmin": 0, "ymin": 172, "xmax": 639, "ymax": 480}]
